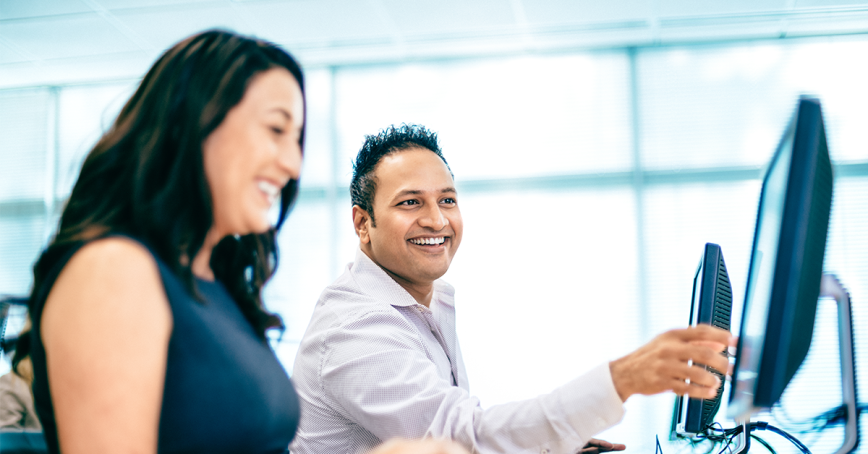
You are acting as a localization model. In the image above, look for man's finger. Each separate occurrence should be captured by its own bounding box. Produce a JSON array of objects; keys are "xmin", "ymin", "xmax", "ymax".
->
[
  {"xmin": 583, "ymin": 438, "xmax": 626, "ymax": 452},
  {"xmin": 672, "ymin": 378, "xmax": 720, "ymax": 399},
  {"xmin": 672, "ymin": 324, "xmax": 732, "ymax": 345},
  {"xmin": 690, "ymin": 340, "xmax": 727, "ymax": 352},
  {"xmin": 586, "ymin": 439, "xmax": 614, "ymax": 448},
  {"xmin": 684, "ymin": 365, "xmax": 723, "ymax": 390},
  {"xmin": 689, "ymin": 347, "xmax": 730, "ymax": 375},
  {"xmin": 667, "ymin": 362, "xmax": 721, "ymax": 390}
]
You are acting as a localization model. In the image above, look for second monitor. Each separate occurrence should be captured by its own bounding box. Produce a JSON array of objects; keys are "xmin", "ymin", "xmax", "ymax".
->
[{"xmin": 673, "ymin": 242, "xmax": 733, "ymax": 437}]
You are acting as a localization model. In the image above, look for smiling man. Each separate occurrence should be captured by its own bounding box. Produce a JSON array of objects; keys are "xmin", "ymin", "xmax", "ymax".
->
[{"xmin": 290, "ymin": 125, "xmax": 732, "ymax": 454}]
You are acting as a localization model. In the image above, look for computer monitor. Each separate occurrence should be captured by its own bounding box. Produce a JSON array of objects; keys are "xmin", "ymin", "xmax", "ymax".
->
[
  {"xmin": 727, "ymin": 96, "xmax": 833, "ymax": 420},
  {"xmin": 672, "ymin": 243, "xmax": 733, "ymax": 437}
]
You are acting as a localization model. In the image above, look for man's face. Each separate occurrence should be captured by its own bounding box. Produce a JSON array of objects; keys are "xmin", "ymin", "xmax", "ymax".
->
[{"xmin": 356, "ymin": 147, "xmax": 463, "ymax": 287}]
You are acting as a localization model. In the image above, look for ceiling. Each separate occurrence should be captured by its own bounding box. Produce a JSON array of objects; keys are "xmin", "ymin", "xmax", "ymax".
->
[{"xmin": 2, "ymin": 0, "xmax": 868, "ymax": 89}]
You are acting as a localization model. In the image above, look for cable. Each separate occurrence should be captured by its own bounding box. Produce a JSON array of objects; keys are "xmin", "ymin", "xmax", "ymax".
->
[
  {"xmin": 750, "ymin": 434, "xmax": 776, "ymax": 453},
  {"xmin": 773, "ymin": 402, "xmax": 867, "ymax": 434},
  {"xmin": 672, "ymin": 421, "xmax": 814, "ymax": 454},
  {"xmin": 761, "ymin": 424, "xmax": 812, "ymax": 454}
]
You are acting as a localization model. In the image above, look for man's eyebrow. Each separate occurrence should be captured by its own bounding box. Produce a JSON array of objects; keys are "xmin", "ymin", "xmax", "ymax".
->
[
  {"xmin": 393, "ymin": 187, "xmax": 457, "ymax": 198},
  {"xmin": 394, "ymin": 189, "xmax": 423, "ymax": 198}
]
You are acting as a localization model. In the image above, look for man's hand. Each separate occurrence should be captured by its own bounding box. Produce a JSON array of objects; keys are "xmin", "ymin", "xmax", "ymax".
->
[
  {"xmin": 608, "ymin": 324, "xmax": 734, "ymax": 402},
  {"xmin": 581, "ymin": 438, "xmax": 626, "ymax": 453}
]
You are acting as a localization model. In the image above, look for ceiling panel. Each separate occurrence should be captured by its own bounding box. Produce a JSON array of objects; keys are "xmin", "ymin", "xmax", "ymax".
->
[
  {"xmin": 522, "ymin": 0, "xmax": 652, "ymax": 28},
  {"xmin": 0, "ymin": 40, "xmax": 28, "ymax": 64},
  {"xmin": 383, "ymin": 0, "xmax": 516, "ymax": 37},
  {"xmin": 0, "ymin": 0, "xmax": 92, "ymax": 20},
  {"xmin": 97, "ymin": 0, "xmax": 217, "ymax": 10},
  {"xmin": 0, "ymin": 51, "xmax": 152, "ymax": 89},
  {"xmin": 244, "ymin": 0, "xmax": 392, "ymax": 46},
  {"xmin": 0, "ymin": 14, "xmax": 143, "ymax": 60},
  {"xmin": 658, "ymin": 0, "xmax": 791, "ymax": 18},
  {"xmin": 794, "ymin": 0, "xmax": 868, "ymax": 7},
  {"xmin": 112, "ymin": 3, "xmax": 254, "ymax": 54},
  {"xmin": 786, "ymin": 8, "xmax": 868, "ymax": 34}
]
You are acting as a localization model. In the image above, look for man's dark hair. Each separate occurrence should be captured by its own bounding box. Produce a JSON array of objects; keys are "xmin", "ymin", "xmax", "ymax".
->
[{"xmin": 351, "ymin": 124, "xmax": 452, "ymax": 225}]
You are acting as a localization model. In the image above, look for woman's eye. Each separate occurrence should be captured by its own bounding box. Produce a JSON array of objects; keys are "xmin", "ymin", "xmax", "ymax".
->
[{"xmin": 270, "ymin": 126, "xmax": 285, "ymax": 135}]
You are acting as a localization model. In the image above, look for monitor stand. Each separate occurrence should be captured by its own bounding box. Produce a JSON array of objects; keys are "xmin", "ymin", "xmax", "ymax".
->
[
  {"xmin": 820, "ymin": 274, "xmax": 859, "ymax": 454},
  {"xmin": 731, "ymin": 275, "xmax": 858, "ymax": 453},
  {"xmin": 732, "ymin": 420, "xmax": 750, "ymax": 454}
]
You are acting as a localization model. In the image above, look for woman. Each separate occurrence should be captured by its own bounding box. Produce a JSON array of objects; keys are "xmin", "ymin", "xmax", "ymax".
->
[{"xmin": 26, "ymin": 30, "xmax": 305, "ymax": 453}]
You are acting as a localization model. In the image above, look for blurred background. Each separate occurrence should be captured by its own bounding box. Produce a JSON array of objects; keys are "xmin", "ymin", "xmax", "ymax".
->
[{"xmin": 1, "ymin": 0, "xmax": 867, "ymax": 452}]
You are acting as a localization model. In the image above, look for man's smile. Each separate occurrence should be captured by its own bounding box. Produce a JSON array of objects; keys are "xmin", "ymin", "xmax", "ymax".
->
[{"xmin": 408, "ymin": 236, "xmax": 447, "ymax": 246}]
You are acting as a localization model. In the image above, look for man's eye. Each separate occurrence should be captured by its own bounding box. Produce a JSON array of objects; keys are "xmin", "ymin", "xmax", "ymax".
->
[
  {"xmin": 398, "ymin": 200, "xmax": 419, "ymax": 206},
  {"xmin": 441, "ymin": 198, "xmax": 456, "ymax": 204}
]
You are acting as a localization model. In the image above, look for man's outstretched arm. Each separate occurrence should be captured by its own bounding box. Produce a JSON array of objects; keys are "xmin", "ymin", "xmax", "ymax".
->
[{"xmin": 319, "ymin": 310, "xmax": 626, "ymax": 454}]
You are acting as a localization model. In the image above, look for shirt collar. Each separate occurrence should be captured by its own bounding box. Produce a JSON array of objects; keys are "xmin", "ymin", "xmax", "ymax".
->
[{"xmin": 352, "ymin": 248, "xmax": 455, "ymax": 309}]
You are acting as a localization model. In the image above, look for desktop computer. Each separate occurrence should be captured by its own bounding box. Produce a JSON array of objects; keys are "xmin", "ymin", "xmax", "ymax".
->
[
  {"xmin": 728, "ymin": 96, "xmax": 833, "ymax": 418},
  {"xmin": 727, "ymin": 96, "xmax": 858, "ymax": 453},
  {"xmin": 672, "ymin": 97, "xmax": 858, "ymax": 453}
]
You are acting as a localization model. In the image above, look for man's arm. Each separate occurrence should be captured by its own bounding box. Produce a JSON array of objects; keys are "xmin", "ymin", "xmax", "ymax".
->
[{"xmin": 320, "ymin": 310, "xmax": 625, "ymax": 454}]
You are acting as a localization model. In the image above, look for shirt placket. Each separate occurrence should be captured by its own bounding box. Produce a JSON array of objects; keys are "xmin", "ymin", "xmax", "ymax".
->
[{"xmin": 415, "ymin": 305, "xmax": 458, "ymax": 387}]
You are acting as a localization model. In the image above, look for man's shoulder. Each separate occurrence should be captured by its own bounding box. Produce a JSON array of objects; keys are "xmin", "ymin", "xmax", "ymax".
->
[
  {"xmin": 293, "ymin": 263, "xmax": 424, "ymax": 379},
  {"xmin": 315, "ymin": 264, "xmax": 390, "ymax": 317},
  {"xmin": 302, "ymin": 263, "xmax": 412, "ymax": 340}
]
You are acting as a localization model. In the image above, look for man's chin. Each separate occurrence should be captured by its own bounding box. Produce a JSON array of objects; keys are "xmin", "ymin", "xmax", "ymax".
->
[{"xmin": 415, "ymin": 261, "xmax": 452, "ymax": 282}]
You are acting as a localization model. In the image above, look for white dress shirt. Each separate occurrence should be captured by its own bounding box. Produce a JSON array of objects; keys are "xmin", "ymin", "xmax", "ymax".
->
[{"xmin": 290, "ymin": 249, "xmax": 625, "ymax": 454}]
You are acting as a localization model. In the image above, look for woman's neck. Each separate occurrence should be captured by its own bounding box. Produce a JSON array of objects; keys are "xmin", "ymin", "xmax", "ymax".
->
[{"xmin": 191, "ymin": 229, "xmax": 224, "ymax": 281}]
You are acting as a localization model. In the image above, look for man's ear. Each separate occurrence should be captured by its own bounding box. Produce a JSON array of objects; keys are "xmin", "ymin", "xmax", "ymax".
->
[{"xmin": 352, "ymin": 205, "xmax": 372, "ymax": 244}]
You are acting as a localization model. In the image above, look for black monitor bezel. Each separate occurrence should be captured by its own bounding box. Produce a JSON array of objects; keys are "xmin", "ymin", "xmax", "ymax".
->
[{"xmin": 728, "ymin": 97, "xmax": 833, "ymax": 419}]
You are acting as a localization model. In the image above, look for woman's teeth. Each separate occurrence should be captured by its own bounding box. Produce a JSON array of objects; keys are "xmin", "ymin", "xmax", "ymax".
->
[
  {"xmin": 409, "ymin": 237, "xmax": 445, "ymax": 245},
  {"xmin": 257, "ymin": 181, "xmax": 280, "ymax": 204}
]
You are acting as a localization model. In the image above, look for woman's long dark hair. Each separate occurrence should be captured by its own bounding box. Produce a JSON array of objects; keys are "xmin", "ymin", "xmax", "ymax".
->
[{"xmin": 28, "ymin": 30, "xmax": 305, "ymax": 340}]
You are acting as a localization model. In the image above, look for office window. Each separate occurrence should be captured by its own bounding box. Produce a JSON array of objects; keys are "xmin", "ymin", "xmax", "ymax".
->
[
  {"xmin": 0, "ymin": 88, "xmax": 52, "ymax": 297},
  {"xmin": 334, "ymin": 53, "xmax": 634, "ymax": 183},
  {"xmin": 56, "ymin": 82, "xmax": 137, "ymax": 199}
]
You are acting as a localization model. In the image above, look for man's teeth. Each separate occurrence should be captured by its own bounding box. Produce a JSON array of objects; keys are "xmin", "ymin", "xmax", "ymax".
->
[
  {"xmin": 409, "ymin": 237, "xmax": 445, "ymax": 245},
  {"xmin": 257, "ymin": 181, "xmax": 280, "ymax": 201}
]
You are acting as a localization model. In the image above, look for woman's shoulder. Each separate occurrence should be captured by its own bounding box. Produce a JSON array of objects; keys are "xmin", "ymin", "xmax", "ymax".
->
[
  {"xmin": 42, "ymin": 236, "xmax": 171, "ymax": 334},
  {"xmin": 68, "ymin": 236, "xmax": 156, "ymax": 274}
]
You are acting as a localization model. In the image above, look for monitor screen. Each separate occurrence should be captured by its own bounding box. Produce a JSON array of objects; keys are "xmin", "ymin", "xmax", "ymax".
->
[
  {"xmin": 728, "ymin": 97, "xmax": 833, "ymax": 420},
  {"xmin": 672, "ymin": 243, "xmax": 732, "ymax": 437}
]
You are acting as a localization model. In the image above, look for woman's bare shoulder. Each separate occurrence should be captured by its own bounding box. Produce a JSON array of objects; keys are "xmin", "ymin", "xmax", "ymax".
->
[
  {"xmin": 42, "ymin": 236, "xmax": 172, "ymax": 338},
  {"xmin": 65, "ymin": 237, "xmax": 158, "ymax": 279}
]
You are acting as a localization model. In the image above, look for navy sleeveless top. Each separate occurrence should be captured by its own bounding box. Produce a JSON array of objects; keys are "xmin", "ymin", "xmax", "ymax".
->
[{"xmin": 29, "ymin": 238, "xmax": 300, "ymax": 453}]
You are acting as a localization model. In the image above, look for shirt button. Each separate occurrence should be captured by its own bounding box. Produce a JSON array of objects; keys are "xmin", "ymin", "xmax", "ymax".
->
[{"xmin": 540, "ymin": 449, "xmax": 550, "ymax": 454}]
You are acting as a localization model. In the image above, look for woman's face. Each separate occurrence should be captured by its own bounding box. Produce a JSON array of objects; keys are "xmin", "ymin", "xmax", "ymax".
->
[{"xmin": 203, "ymin": 67, "xmax": 304, "ymax": 238}]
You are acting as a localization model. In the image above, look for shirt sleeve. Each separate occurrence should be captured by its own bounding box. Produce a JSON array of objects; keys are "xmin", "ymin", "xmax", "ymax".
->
[
  {"xmin": 0, "ymin": 373, "xmax": 26, "ymax": 429},
  {"xmin": 319, "ymin": 310, "xmax": 626, "ymax": 454}
]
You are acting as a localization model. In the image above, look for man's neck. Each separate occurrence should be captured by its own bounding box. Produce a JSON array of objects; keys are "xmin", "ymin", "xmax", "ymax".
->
[
  {"xmin": 381, "ymin": 267, "xmax": 434, "ymax": 308},
  {"xmin": 360, "ymin": 248, "xmax": 435, "ymax": 307}
]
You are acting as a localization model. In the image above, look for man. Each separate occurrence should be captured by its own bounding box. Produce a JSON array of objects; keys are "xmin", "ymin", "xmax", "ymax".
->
[{"xmin": 290, "ymin": 125, "xmax": 732, "ymax": 454}]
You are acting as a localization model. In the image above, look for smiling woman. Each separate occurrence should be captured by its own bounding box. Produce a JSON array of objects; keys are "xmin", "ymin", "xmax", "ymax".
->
[{"xmin": 21, "ymin": 30, "xmax": 306, "ymax": 454}]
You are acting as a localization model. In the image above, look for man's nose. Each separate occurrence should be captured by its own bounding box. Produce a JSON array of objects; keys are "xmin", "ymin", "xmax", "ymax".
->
[{"xmin": 419, "ymin": 203, "xmax": 447, "ymax": 230}]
